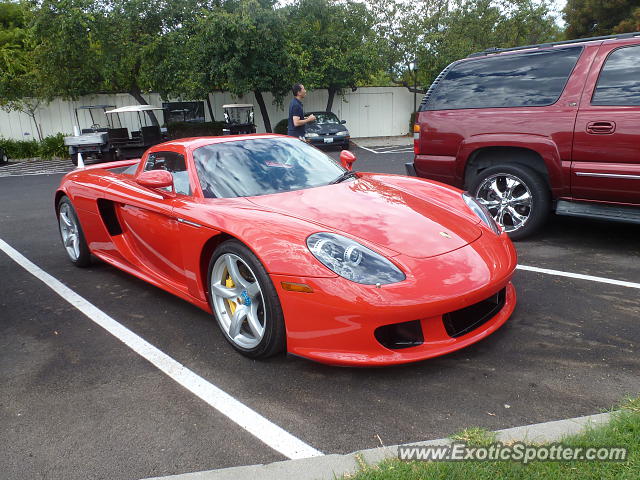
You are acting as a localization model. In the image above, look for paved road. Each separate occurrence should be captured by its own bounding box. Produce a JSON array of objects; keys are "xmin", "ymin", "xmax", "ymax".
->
[{"xmin": 1, "ymin": 145, "xmax": 638, "ymax": 479}]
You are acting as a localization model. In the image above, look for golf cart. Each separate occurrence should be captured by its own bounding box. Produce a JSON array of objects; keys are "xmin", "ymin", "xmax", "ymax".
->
[
  {"xmin": 222, "ymin": 104, "xmax": 256, "ymax": 135},
  {"xmin": 64, "ymin": 104, "xmax": 166, "ymax": 165}
]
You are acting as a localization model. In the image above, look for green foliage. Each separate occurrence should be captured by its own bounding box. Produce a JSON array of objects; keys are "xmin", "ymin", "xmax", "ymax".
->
[
  {"xmin": 340, "ymin": 396, "xmax": 640, "ymax": 479},
  {"xmin": 273, "ymin": 119, "xmax": 288, "ymax": 135},
  {"xmin": 167, "ymin": 121, "xmax": 226, "ymax": 139},
  {"xmin": 188, "ymin": 0, "xmax": 302, "ymax": 132},
  {"xmin": 564, "ymin": 0, "xmax": 640, "ymax": 38},
  {"xmin": 371, "ymin": 0, "xmax": 562, "ymax": 92},
  {"xmin": 0, "ymin": 133, "xmax": 68, "ymax": 159},
  {"xmin": 0, "ymin": 1, "xmax": 47, "ymax": 140},
  {"xmin": 289, "ymin": 0, "xmax": 383, "ymax": 110},
  {"xmin": 38, "ymin": 133, "xmax": 68, "ymax": 159},
  {"xmin": 0, "ymin": 138, "xmax": 39, "ymax": 159}
]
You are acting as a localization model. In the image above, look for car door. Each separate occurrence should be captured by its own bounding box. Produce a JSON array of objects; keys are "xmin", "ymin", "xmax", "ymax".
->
[
  {"xmin": 107, "ymin": 150, "xmax": 192, "ymax": 290},
  {"xmin": 572, "ymin": 42, "xmax": 640, "ymax": 204}
]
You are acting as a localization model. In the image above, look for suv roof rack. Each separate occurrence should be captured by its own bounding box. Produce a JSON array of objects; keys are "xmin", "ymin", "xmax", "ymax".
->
[{"xmin": 468, "ymin": 31, "xmax": 640, "ymax": 57}]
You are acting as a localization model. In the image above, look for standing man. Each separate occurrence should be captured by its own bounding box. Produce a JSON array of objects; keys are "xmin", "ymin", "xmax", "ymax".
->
[{"xmin": 287, "ymin": 83, "xmax": 316, "ymax": 140}]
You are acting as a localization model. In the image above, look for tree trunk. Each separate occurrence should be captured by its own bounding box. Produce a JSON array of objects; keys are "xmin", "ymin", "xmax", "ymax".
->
[
  {"xmin": 206, "ymin": 94, "xmax": 216, "ymax": 122},
  {"xmin": 326, "ymin": 86, "xmax": 337, "ymax": 112},
  {"xmin": 28, "ymin": 111, "xmax": 43, "ymax": 141},
  {"xmin": 254, "ymin": 89, "xmax": 271, "ymax": 133},
  {"xmin": 129, "ymin": 87, "xmax": 159, "ymax": 126}
]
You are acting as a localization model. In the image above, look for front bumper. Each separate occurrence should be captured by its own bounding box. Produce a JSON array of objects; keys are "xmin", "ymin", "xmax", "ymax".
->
[
  {"xmin": 306, "ymin": 135, "xmax": 350, "ymax": 147},
  {"xmin": 273, "ymin": 232, "xmax": 517, "ymax": 366}
]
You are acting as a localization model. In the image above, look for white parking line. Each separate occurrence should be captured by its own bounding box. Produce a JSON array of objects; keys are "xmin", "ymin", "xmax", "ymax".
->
[
  {"xmin": 0, "ymin": 238, "xmax": 323, "ymax": 460},
  {"xmin": 517, "ymin": 264, "xmax": 640, "ymax": 290},
  {"xmin": 352, "ymin": 143, "xmax": 414, "ymax": 154},
  {"xmin": 352, "ymin": 143, "xmax": 378, "ymax": 154}
]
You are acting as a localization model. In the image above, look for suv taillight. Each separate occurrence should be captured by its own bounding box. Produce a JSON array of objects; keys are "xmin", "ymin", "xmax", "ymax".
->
[{"xmin": 413, "ymin": 124, "xmax": 420, "ymax": 154}]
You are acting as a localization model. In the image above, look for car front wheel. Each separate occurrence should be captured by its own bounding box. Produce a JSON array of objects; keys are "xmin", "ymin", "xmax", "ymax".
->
[
  {"xmin": 57, "ymin": 196, "xmax": 92, "ymax": 266},
  {"xmin": 470, "ymin": 164, "xmax": 550, "ymax": 240},
  {"xmin": 207, "ymin": 240, "xmax": 285, "ymax": 358}
]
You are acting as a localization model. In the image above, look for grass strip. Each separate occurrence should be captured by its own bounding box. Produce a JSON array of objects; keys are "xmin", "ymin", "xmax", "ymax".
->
[{"xmin": 341, "ymin": 396, "xmax": 639, "ymax": 480}]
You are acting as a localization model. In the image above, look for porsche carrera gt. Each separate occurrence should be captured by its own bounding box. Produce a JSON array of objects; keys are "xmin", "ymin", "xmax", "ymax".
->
[{"xmin": 55, "ymin": 135, "xmax": 517, "ymax": 366}]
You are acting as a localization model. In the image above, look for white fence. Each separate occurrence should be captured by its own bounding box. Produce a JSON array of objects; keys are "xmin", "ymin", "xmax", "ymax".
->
[{"xmin": 0, "ymin": 87, "xmax": 415, "ymax": 141}]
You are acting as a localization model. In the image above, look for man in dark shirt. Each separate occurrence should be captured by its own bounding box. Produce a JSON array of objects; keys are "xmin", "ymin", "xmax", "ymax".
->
[{"xmin": 287, "ymin": 83, "xmax": 316, "ymax": 139}]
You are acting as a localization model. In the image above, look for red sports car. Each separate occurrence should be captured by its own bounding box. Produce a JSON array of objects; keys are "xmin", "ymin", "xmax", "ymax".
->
[{"xmin": 55, "ymin": 135, "xmax": 517, "ymax": 366}]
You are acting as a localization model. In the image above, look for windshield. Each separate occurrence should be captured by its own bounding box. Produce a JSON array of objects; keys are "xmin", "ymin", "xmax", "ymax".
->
[
  {"xmin": 312, "ymin": 112, "xmax": 340, "ymax": 124},
  {"xmin": 193, "ymin": 137, "xmax": 345, "ymax": 198}
]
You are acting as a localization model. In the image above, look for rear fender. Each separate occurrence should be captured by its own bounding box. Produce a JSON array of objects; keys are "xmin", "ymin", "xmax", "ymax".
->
[{"xmin": 458, "ymin": 134, "xmax": 566, "ymax": 195}]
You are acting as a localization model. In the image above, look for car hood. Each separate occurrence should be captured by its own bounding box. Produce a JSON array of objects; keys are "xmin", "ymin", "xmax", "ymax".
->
[
  {"xmin": 247, "ymin": 175, "xmax": 482, "ymax": 258},
  {"xmin": 306, "ymin": 123, "xmax": 348, "ymax": 135}
]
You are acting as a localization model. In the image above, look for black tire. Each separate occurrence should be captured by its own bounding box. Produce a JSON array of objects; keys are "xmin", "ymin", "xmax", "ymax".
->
[
  {"xmin": 100, "ymin": 150, "xmax": 115, "ymax": 163},
  {"xmin": 340, "ymin": 143, "xmax": 350, "ymax": 151},
  {"xmin": 469, "ymin": 164, "xmax": 550, "ymax": 240},
  {"xmin": 57, "ymin": 196, "xmax": 92, "ymax": 267},
  {"xmin": 207, "ymin": 240, "xmax": 285, "ymax": 358}
]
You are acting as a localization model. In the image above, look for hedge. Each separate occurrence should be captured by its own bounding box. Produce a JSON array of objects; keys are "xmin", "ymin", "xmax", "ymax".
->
[{"xmin": 0, "ymin": 133, "xmax": 68, "ymax": 160}]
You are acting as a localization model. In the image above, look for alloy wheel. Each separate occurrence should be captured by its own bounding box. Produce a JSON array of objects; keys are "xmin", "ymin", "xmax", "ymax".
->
[
  {"xmin": 210, "ymin": 253, "xmax": 266, "ymax": 349},
  {"xmin": 475, "ymin": 173, "xmax": 533, "ymax": 233},
  {"xmin": 58, "ymin": 202, "xmax": 81, "ymax": 261}
]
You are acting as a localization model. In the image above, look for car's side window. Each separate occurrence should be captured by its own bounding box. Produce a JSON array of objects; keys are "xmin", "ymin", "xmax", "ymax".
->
[
  {"xmin": 426, "ymin": 46, "xmax": 583, "ymax": 110},
  {"xmin": 592, "ymin": 45, "xmax": 640, "ymax": 106},
  {"xmin": 144, "ymin": 151, "xmax": 191, "ymax": 195}
]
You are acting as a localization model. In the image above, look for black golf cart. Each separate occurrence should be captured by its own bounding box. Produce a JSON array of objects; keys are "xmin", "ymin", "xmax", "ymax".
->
[{"xmin": 222, "ymin": 104, "xmax": 256, "ymax": 135}]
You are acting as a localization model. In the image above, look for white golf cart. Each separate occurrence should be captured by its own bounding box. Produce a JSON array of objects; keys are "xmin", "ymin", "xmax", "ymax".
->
[{"xmin": 64, "ymin": 104, "xmax": 166, "ymax": 165}]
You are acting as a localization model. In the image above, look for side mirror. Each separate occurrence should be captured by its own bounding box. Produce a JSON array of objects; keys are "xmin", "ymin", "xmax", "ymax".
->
[
  {"xmin": 340, "ymin": 120, "xmax": 346, "ymax": 124},
  {"xmin": 339, "ymin": 150, "xmax": 356, "ymax": 171},
  {"xmin": 136, "ymin": 170, "xmax": 174, "ymax": 190}
]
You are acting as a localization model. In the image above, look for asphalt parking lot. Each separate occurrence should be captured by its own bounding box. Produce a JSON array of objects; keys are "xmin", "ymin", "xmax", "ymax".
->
[{"xmin": 1, "ymin": 144, "xmax": 639, "ymax": 480}]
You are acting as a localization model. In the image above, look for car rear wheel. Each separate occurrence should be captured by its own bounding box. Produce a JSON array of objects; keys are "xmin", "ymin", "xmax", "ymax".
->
[
  {"xmin": 208, "ymin": 240, "xmax": 285, "ymax": 358},
  {"xmin": 57, "ymin": 196, "xmax": 92, "ymax": 267},
  {"xmin": 470, "ymin": 164, "xmax": 550, "ymax": 240}
]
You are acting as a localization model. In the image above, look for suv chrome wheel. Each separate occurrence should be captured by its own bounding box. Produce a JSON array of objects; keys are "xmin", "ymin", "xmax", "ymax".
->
[
  {"xmin": 475, "ymin": 173, "xmax": 532, "ymax": 233},
  {"xmin": 470, "ymin": 164, "xmax": 550, "ymax": 240}
]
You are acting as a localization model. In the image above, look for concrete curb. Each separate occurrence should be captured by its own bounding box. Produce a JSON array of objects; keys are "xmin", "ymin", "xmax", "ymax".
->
[{"xmin": 143, "ymin": 411, "xmax": 612, "ymax": 480}]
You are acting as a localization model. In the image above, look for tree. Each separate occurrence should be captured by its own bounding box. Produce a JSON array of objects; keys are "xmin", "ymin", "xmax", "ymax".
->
[
  {"xmin": 289, "ymin": 0, "xmax": 382, "ymax": 112},
  {"xmin": 189, "ymin": 0, "xmax": 302, "ymax": 132},
  {"xmin": 32, "ymin": 0, "xmax": 204, "ymax": 126},
  {"xmin": 564, "ymin": 0, "xmax": 640, "ymax": 38},
  {"xmin": 0, "ymin": 1, "xmax": 46, "ymax": 140},
  {"xmin": 372, "ymin": 0, "xmax": 561, "ymax": 94}
]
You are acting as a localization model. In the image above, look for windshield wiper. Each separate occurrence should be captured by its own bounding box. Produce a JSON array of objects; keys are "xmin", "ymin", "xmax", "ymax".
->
[{"xmin": 330, "ymin": 170, "xmax": 359, "ymax": 184}]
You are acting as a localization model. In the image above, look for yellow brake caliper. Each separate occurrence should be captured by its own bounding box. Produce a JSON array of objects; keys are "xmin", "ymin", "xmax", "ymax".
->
[{"xmin": 226, "ymin": 275, "xmax": 237, "ymax": 314}]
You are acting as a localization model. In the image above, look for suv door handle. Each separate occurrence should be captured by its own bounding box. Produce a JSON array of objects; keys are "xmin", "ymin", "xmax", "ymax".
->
[{"xmin": 586, "ymin": 121, "xmax": 616, "ymax": 134}]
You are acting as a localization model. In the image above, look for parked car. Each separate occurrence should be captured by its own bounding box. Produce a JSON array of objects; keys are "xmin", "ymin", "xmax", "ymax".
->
[
  {"xmin": 304, "ymin": 111, "xmax": 350, "ymax": 149},
  {"xmin": 407, "ymin": 32, "xmax": 640, "ymax": 239},
  {"xmin": 55, "ymin": 135, "xmax": 516, "ymax": 366}
]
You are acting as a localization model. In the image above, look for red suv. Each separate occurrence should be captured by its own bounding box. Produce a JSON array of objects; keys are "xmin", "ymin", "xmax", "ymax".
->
[{"xmin": 408, "ymin": 32, "xmax": 640, "ymax": 239}]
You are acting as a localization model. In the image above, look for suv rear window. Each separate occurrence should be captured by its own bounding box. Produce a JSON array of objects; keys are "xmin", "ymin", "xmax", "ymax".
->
[
  {"xmin": 592, "ymin": 45, "xmax": 640, "ymax": 106},
  {"xmin": 424, "ymin": 46, "xmax": 583, "ymax": 110}
]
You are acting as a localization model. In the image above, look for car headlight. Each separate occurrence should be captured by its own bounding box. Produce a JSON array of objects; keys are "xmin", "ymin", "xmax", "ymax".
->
[
  {"xmin": 306, "ymin": 133, "xmax": 319, "ymax": 138},
  {"xmin": 307, "ymin": 233, "xmax": 405, "ymax": 285},
  {"xmin": 336, "ymin": 131, "xmax": 349, "ymax": 136},
  {"xmin": 462, "ymin": 193, "xmax": 501, "ymax": 235}
]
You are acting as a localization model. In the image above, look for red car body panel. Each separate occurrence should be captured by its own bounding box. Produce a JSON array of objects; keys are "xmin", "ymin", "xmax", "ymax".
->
[
  {"xmin": 414, "ymin": 36, "xmax": 640, "ymax": 208},
  {"xmin": 56, "ymin": 135, "xmax": 517, "ymax": 366}
]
